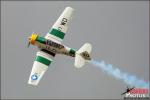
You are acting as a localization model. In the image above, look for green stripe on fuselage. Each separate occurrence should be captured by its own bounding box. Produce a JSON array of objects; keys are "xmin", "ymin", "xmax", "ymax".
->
[
  {"xmin": 36, "ymin": 36, "xmax": 46, "ymax": 44},
  {"xmin": 49, "ymin": 28, "xmax": 65, "ymax": 40},
  {"xmin": 35, "ymin": 56, "xmax": 52, "ymax": 66},
  {"xmin": 69, "ymin": 49, "xmax": 76, "ymax": 55}
]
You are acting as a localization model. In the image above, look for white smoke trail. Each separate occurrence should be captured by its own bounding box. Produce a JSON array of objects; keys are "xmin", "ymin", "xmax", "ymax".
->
[{"xmin": 89, "ymin": 59, "xmax": 149, "ymax": 88}]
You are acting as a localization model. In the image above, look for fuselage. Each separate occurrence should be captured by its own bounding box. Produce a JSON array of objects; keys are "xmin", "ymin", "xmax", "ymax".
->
[{"xmin": 33, "ymin": 35, "xmax": 76, "ymax": 57}]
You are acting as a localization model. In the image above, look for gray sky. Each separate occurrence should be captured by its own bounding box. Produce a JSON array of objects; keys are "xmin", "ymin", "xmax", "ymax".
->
[{"xmin": 1, "ymin": 1, "xmax": 149, "ymax": 99}]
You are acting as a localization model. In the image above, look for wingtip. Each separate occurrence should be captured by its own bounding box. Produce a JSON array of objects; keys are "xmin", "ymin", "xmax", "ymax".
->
[
  {"xmin": 28, "ymin": 78, "xmax": 39, "ymax": 86},
  {"xmin": 28, "ymin": 81, "xmax": 38, "ymax": 86},
  {"xmin": 66, "ymin": 6, "xmax": 74, "ymax": 11}
]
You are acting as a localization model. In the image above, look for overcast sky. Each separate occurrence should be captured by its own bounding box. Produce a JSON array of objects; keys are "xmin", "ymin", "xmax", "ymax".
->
[{"xmin": 1, "ymin": 1, "xmax": 149, "ymax": 99}]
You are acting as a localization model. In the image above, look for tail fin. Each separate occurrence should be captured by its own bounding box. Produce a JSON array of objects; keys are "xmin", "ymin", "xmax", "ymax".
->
[{"xmin": 74, "ymin": 43, "xmax": 92, "ymax": 68}]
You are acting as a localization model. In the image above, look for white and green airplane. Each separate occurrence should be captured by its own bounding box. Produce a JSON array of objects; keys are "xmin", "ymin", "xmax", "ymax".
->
[{"xmin": 28, "ymin": 7, "xmax": 92, "ymax": 86}]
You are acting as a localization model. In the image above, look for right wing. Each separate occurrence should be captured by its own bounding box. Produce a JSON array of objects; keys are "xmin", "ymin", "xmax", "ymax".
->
[
  {"xmin": 28, "ymin": 50, "xmax": 55, "ymax": 86},
  {"xmin": 45, "ymin": 7, "xmax": 74, "ymax": 44}
]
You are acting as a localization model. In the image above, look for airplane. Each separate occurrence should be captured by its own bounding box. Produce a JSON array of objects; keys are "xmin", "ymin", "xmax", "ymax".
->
[
  {"xmin": 121, "ymin": 86, "xmax": 135, "ymax": 95},
  {"xmin": 27, "ymin": 7, "xmax": 92, "ymax": 86}
]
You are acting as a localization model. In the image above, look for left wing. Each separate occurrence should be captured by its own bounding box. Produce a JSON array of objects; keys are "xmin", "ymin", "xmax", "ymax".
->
[
  {"xmin": 28, "ymin": 50, "xmax": 55, "ymax": 86},
  {"xmin": 45, "ymin": 7, "xmax": 74, "ymax": 44}
]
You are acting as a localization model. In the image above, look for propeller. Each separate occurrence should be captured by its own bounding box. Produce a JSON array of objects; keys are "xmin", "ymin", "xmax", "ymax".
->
[
  {"xmin": 27, "ymin": 42, "xmax": 30, "ymax": 48},
  {"xmin": 27, "ymin": 33, "xmax": 38, "ymax": 48},
  {"xmin": 27, "ymin": 36, "xmax": 31, "ymax": 48}
]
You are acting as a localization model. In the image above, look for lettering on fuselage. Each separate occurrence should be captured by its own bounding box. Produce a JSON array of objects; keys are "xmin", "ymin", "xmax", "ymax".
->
[
  {"xmin": 61, "ymin": 51, "xmax": 75, "ymax": 57},
  {"xmin": 46, "ymin": 40, "xmax": 64, "ymax": 49},
  {"xmin": 45, "ymin": 46, "xmax": 57, "ymax": 53}
]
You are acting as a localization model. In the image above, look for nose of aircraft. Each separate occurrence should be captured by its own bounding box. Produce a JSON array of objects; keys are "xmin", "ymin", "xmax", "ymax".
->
[{"xmin": 28, "ymin": 33, "xmax": 38, "ymax": 47}]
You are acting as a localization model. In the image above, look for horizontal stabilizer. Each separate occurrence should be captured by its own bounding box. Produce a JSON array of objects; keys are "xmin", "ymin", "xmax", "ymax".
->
[
  {"xmin": 74, "ymin": 43, "xmax": 92, "ymax": 68},
  {"xmin": 75, "ymin": 53, "xmax": 85, "ymax": 68}
]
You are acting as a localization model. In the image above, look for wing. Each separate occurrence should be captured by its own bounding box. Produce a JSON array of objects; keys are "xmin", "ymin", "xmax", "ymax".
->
[
  {"xmin": 28, "ymin": 50, "xmax": 55, "ymax": 86},
  {"xmin": 45, "ymin": 7, "xmax": 74, "ymax": 44}
]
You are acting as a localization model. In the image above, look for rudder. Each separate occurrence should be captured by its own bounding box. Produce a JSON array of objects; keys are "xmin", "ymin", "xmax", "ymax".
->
[{"xmin": 74, "ymin": 43, "xmax": 92, "ymax": 68}]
